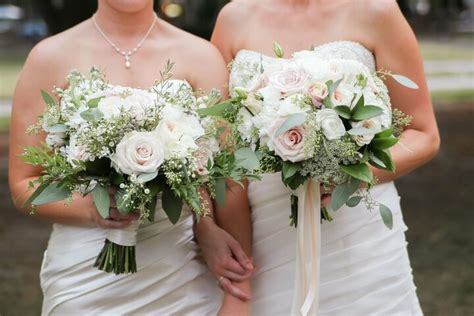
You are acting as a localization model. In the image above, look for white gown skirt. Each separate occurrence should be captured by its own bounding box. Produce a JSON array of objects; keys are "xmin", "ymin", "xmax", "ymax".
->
[
  {"xmin": 248, "ymin": 173, "xmax": 423, "ymax": 316},
  {"xmin": 40, "ymin": 208, "xmax": 222, "ymax": 315}
]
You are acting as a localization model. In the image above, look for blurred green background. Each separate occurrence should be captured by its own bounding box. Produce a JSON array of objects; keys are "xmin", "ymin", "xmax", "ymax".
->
[{"xmin": 0, "ymin": 0, "xmax": 473, "ymax": 315}]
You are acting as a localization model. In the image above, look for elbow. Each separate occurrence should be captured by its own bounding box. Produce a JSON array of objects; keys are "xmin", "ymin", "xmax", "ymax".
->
[
  {"xmin": 8, "ymin": 178, "xmax": 28, "ymax": 214},
  {"xmin": 426, "ymin": 130, "xmax": 441, "ymax": 162}
]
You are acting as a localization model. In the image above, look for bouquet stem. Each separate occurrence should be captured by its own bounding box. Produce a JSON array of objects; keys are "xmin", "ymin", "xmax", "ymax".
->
[
  {"xmin": 94, "ymin": 240, "xmax": 137, "ymax": 274},
  {"xmin": 94, "ymin": 221, "xmax": 140, "ymax": 274}
]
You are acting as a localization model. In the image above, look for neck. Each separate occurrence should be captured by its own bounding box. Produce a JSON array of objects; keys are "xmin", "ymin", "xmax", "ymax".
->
[
  {"xmin": 285, "ymin": 0, "xmax": 311, "ymax": 9},
  {"xmin": 95, "ymin": 2, "xmax": 156, "ymax": 37}
]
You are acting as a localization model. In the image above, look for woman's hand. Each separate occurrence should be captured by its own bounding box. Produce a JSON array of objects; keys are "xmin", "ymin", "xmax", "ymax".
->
[
  {"xmin": 89, "ymin": 189, "xmax": 140, "ymax": 229},
  {"xmin": 194, "ymin": 217, "xmax": 254, "ymax": 300},
  {"xmin": 218, "ymin": 288, "xmax": 251, "ymax": 316}
]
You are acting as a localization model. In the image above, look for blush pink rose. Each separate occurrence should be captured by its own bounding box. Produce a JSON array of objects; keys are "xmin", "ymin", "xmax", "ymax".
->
[
  {"xmin": 268, "ymin": 67, "xmax": 310, "ymax": 97},
  {"xmin": 268, "ymin": 119, "xmax": 307, "ymax": 162}
]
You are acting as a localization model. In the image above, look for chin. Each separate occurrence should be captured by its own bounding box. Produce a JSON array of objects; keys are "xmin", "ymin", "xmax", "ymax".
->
[{"xmin": 104, "ymin": 0, "xmax": 152, "ymax": 13}]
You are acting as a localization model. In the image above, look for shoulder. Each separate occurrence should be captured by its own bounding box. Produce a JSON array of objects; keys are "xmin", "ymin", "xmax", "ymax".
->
[
  {"xmin": 350, "ymin": 0, "xmax": 402, "ymax": 25},
  {"xmin": 215, "ymin": 0, "xmax": 258, "ymax": 30}
]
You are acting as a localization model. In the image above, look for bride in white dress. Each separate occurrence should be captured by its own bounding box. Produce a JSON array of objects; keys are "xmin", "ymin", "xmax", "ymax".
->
[
  {"xmin": 8, "ymin": 0, "xmax": 253, "ymax": 314},
  {"xmin": 200, "ymin": 0, "xmax": 441, "ymax": 315}
]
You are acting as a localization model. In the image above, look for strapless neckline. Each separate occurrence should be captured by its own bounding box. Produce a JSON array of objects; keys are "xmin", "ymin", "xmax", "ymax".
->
[
  {"xmin": 234, "ymin": 40, "xmax": 374, "ymax": 62},
  {"xmin": 107, "ymin": 79, "xmax": 190, "ymax": 92}
]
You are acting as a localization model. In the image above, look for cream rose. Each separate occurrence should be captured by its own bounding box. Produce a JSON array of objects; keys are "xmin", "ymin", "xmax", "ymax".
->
[
  {"xmin": 123, "ymin": 91, "xmax": 156, "ymax": 124},
  {"xmin": 65, "ymin": 137, "xmax": 91, "ymax": 165},
  {"xmin": 268, "ymin": 118, "xmax": 307, "ymax": 162},
  {"xmin": 330, "ymin": 85, "xmax": 354, "ymax": 106},
  {"xmin": 97, "ymin": 95, "xmax": 124, "ymax": 119},
  {"xmin": 315, "ymin": 109, "xmax": 346, "ymax": 140},
  {"xmin": 112, "ymin": 131, "xmax": 165, "ymax": 177},
  {"xmin": 307, "ymin": 82, "xmax": 329, "ymax": 107},
  {"xmin": 193, "ymin": 138, "xmax": 219, "ymax": 176},
  {"xmin": 351, "ymin": 117, "xmax": 382, "ymax": 146},
  {"xmin": 268, "ymin": 66, "xmax": 310, "ymax": 97}
]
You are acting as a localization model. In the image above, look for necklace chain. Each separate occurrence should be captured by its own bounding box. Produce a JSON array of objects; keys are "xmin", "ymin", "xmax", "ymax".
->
[{"xmin": 92, "ymin": 13, "xmax": 157, "ymax": 69}]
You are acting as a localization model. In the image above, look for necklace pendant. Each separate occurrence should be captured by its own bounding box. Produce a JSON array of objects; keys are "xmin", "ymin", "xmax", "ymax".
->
[{"xmin": 125, "ymin": 55, "xmax": 131, "ymax": 69}]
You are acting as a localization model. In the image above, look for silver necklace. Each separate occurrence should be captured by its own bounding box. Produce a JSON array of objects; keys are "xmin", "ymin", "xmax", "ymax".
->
[{"xmin": 92, "ymin": 13, "xmax": 157, "ymax": 69}]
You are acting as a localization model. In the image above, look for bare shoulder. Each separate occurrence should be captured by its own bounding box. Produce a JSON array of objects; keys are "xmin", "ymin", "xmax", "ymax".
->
[
  {"xmin": 350, "ymin": 0, "xmax": 401, "ymax": 24},
  {"xmin": 215, "ymin": 0, "xmax": 258, "ymax": 29}
]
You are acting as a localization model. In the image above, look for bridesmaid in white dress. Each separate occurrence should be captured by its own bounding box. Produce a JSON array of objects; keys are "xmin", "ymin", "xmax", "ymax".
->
[
  {"xmin": 9, "ymin": 0, "xmax": 253, "ymax": 314},
  {"xmin": 201, "ymin": 0, "xmax": 440, "ymax": 315}
]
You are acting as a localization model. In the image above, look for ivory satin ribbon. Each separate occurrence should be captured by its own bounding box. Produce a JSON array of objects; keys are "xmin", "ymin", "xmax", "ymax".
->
[
  {"xmin": 291, "ymin": 180, "xmax": 321, "ymax": 316},
  {"xmin": 106, "ymin": 221, "xmax": 140, "ymax": 246}
]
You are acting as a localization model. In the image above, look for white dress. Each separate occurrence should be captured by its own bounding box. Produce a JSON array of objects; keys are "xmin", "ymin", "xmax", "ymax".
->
[
  {"xmin": 230, "ymin": 41, "xmax": 423, "ymax": 316},
  {"xmin": 40, "ymin": 81, "xmax": 223, "ymax": 315}
]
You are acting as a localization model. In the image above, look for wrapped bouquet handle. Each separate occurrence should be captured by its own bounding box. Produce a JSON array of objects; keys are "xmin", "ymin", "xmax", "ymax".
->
[{"xmin": 291, "ymin": 180, "xmax": 321, "ymax": 316}]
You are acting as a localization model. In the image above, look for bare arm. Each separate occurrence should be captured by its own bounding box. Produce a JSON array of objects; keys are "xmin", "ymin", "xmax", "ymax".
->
[
  {"xmin": 8, "ymin": 41, "xmax": 134, "ymax": 229},
  {"xmin": 367, "ymin": 1, "xmax": 440, "ymax": 182}
]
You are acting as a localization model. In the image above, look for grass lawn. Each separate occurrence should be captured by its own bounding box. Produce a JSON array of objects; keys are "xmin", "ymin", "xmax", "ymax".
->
[
  {"xmin": 0, "ymin": 45, "xmax": 30, "ymax": 99},
  {"xmin": 432, "ymin": 89, "xmax": 474, "ymax": 104},
  {"xmin": 420, "ymin": 39, "xmax": 474, "ymax": 61}
]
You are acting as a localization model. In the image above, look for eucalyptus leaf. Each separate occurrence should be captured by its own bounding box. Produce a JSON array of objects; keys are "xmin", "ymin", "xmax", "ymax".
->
[
  {"xmin": 49, "ymin": 124, "xmax": 67, "ymax": 133},
  {"xmin": 330, "ymin": 177, "xmax": 360, "ymax": 211},
  {"xmin": 340, "ymin": 163, "xmax": 373, "ymax": 184},
  {"xmin": 92, "ymin": 185, "xmax": 110, "ymax": 219},
  {"xmin": 162, "ymin": 188, "xmax": 183, "ymax": 225},
  {"xmin": 32, "ymin": 183, "xmax": 71, "ymax": 205},
  {"xmin": 136, "ymin": 171, "xmax": 159, "ymax": 183},
  {"xmin": 196, "ymin": 99, "xmax": 236, "ymax": 117},
  {"xmin": 346, "ymin": 196, "xmax": 363, "ymax": 207},
  {"xmin": 351, "ymin": 105, "xmax": 383, "ymax": 121},
  {"xmin": 115, "ymin": 190, "xmax": 133, "ymax": 214},
  {"xmin": 235, "ymin": 147, "xmax": 260, "ymax": 171},
  {"xmin": 379, "ymin": 203, "xmax": 394, "ymax": 229},
  {"xmin": 41, "ymin": 90, "xmax": 55, "ymax": 107},
  {"xmin": 23, "ymin": 180, "xmax": 52, "ymax": 208},
  {"xmin": 215, "ymin": 178, "xmax": 227, "ymax": 207},
  {"xmin": 327, "ymin": 78, "xmax": 343, "ymax": 96},
  {"xmin": 390, "ymin": 74, "xmax": 419, "ymax": 90},
  {"xmin": 80, "ymin": 108, "xmax": 104, "ymax": 123},
  {"xmin": 87, "ymin": 97, "xmax": 103, "ymax": 108},
  {"xmin": 334, "ymin": 105, "xmax": 351, "ymax": 119},
  {"xmin": 275, "ymin": 113, "xmax": 307, "ymax": 136},
  {"xmin": 282, "ymin": 161, "xmax": 299, "ymax": 180}
]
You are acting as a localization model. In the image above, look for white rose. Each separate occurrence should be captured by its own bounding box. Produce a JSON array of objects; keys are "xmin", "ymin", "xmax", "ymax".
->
[
  {"xmin": 258, "ymin": 86, "xmax": 281, "ymax": 105},
  {"xmin": 46, "ymin": 132, "xmax": 66, "ymax": 148},
  {"xmin": 277, "ymin": 94, "xmax": 309, "ymax": 117},
  {"xmin": 244, "ymin": 93, "xmax": 263, "ymax": 114},
  {"xmin": 112, "ymin": 131, "xmax": 165, "ymax": 176},
  {"xmin": 98, "ymin": 95, "xmax": 124, "ymax": 119},
  {"xmin": 267, "ymin": 118, "xmax": 308, "ymax": 162},
  {"xmin": 193, "ymin": 138, "xmax": 219, "ymax": 176},
  {"xmin": 237, "ymin": 108, "xmax": 255, "ymax": 143},
  {"xmin": 267, "ymin": 66, "xmax": 310, "ymax": 97},
  {"xmin": 123, "ymin": 91, "xmax": 156, "ymax": 125},
  {"xmin": 351, "ymin": 117, "xmax": 383, "ymax": 146},
  {"xmin": 307, "ymin": 82, "xmax": 329, "ymax": 107},
  {"xmin": 330, "ymin": 84, "xmax": 354, "ymax": 107},
  {"xmin": 315, "ymin": 108, "xmax": 346, "ymax": 140},
  {"xmin": 65, "ymin": 137, "xmax": 91, "ymax": 165}
]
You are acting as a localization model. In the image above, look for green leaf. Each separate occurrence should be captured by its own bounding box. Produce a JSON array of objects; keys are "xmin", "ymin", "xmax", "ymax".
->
[
  {"xmin": 273, "ymin": 41, "xmax": 284, "ymax": 58},
  {"xmin": 80, "ymin": 108, "xmax": 104, "ymax": 123},
  {"xmin": 370, "ymin": 137, "xmax": 399, "ymax": 150},
  {"xmin": 379, "ymin": 203, "xmax": 394, "ymax": 229},
  {"xmin": 22, "ymin": 180, "xmax": 52, "ymax": 208},
  {"xmin": 49, "ymin": 124, "xmax": 67, "ymax": 133},
  {"xmin": 32, "ymin": 183, "xmax": 70, "ymax": 205},
  {"xmin": 146, "ymin": 196, "xmax": 158, "ymax": 222},
  {"xmin": 351, "ymin": 105, "xmax": 384, "ymax": 121},
  {"xmin": 196, "ymin": 98, "xmax": 237, "ymax": 117},
  {"xmin": 351, "ymin": 94, "xmax": 365, "ymax": 114},
  {"xmin": 369, "ymin": 152, "xmax": 387, "ymax": 169},
  {"xmin": 41, "ymin": 90, "xmax": 55, "ymax": 107},
  {"xmin": 390, "ymin": 74, "xmax": 419, "ymax": 90},
  {"xmin": 234, "ymin": 147, "xmax": 260, "ymax": 171},
  {"xmin": 371, "ymin": 148, "xmax": 396, "ymax": 172},
  {"xmin": 334, "ymin": 105, "xmax": 351, "ymax": 119},
  {"xmin": 322, "ymin": 97, "xmax": 334, "ymax": 109},
  {"xmin": 375, "ymin": 128, "xmax": 394, "ymax": 139},
  {"xmin": 340, "ymin": 163, "xmax": 374, "ymax": 184},
  {"xmin": 282, "ymin": 161, "xmax": 299, "ymax": 180},
  {"xmin": 215, "ymin": 178, "xmax": 227, "ymax": 207},
  {"xmin": 330, "ymin": 177, "xmax": 360, "ymax": 211},
  {"xmin": 92, "ymin": 185, "xmax": 110, "ymax": 219},
  {"xmin": 136, "ymin": 171, "xmax": 158, "ymax": 183},
  {"xmin": 115, "ymin": 190, "xmax": 133, "ymax": 214},
  {"xmin": 347, "ymin": 127, "xmax": 376, "ymax": 136},
  {"xmin": 275, "ymin": 113, "xmax": 307, "ymax": 136},
  {"xmin": 162, "ymin": 188, "xmax": 183, "ymax": 225},
  {"xmin": 87, "ymin": 97, "xmax": 103, "ymax": 108},
  {"xmin": 346, "ymin": 196, "xmax": 363, "ymax": 207},
  {"xmin": 286, "ymin": 174, "xmax": 307, "ymax": 190},
  {"xmin": 327, "ymin": 78, "xmax": 343, "ymax": 96}
]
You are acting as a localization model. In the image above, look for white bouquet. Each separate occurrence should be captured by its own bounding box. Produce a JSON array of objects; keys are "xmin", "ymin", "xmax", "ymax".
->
[{"xmin": 22, "ymin": 66, "xmax": 247, "ymax": 274}]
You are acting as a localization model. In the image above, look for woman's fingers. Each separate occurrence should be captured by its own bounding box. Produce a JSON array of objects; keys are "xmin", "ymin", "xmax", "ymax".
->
[
  {"xmin": 219, "ymin": 277, "xmax": 251, "ymax": 301},
  {"xmin": 108, "ymin": 208, "xmax": 138, "ymax": 221},
  {"xmin": 220, "ymin": 269, "xmax": 253, "ymax": 282},
  {"xmin": 228, "ymin": 238, "xmax": 254, "ymax": 271},
  {"xmin": 98, "ymin": 218, "xmax": 131, "ymax": 229}
]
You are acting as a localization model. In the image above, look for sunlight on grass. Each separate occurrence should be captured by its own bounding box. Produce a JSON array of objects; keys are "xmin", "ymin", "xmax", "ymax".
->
[
  {"xmin": 420, "ymin": 42, "xmax": 474, "ymax": 61},
  {"xmin": 0, "ymin": 116, "xmax": 11, "ymax": 133}
]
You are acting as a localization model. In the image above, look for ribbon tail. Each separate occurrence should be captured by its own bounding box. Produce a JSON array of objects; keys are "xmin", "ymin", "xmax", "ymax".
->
[{"xmin": 291, "ymin": 180, "xmax": 321, "ymax": 316}]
